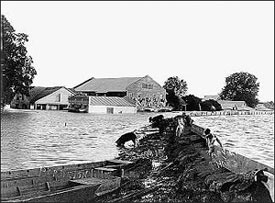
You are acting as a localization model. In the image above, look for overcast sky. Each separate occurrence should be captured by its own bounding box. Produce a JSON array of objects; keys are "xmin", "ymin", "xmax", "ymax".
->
[{"xmin": 2, "ymin": 1, "xmax": 274, "ymax": 101}]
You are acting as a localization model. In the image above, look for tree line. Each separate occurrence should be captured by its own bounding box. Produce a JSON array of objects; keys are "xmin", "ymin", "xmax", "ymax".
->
[{"xmin": 163, "ymin": 72, "xmax": 260, "ymax": 111}]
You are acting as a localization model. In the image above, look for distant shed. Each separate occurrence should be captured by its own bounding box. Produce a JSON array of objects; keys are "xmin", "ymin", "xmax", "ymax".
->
[
  {"xmin": 88, "ymin": 96, "xmax": 137, "ymax": 114},
  {"xmin": 217, "ymin": 100, "xmax": 251, "ymax": 110}
]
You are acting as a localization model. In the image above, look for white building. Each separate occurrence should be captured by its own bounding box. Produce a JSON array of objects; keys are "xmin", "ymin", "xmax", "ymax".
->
[
  {"xmin": 88, "ymin": 96, "xmax": 136, "ymax": 114},
  {"xmin": 32, "ymin": 86, "xmax": 75, "ymax": 110},
  {"xmin": 217, "ymin": 100, "xmax": 251, "ymax": 110},
  {"xmin": 68, "ymin": 95, "xmax": 136, "ymax": 114}
]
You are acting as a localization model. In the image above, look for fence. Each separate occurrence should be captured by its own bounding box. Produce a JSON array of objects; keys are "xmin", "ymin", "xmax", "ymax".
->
[{"xmin": 188, "ymin": 110, "xmax": 274, "ymax": 117}]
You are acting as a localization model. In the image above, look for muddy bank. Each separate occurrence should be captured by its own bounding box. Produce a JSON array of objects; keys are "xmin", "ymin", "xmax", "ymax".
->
[{"xmin": 95, "ymin": 116, "xmax": 273, "ymax": 202}]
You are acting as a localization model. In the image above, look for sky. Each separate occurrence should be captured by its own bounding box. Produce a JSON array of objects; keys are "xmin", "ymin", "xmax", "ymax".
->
[{"xmin": 1, "ymin": 1, "xmax": 274, "ymax": 102}]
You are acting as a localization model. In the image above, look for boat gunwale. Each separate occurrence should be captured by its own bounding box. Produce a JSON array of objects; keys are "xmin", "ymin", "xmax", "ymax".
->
[
  {"xmin": 1, "ymin": 160, "xmax": 110, "ymax": 181},
  {"xmin": 190, "ymin": 123, "xmax": 274, "ymax": 175}
]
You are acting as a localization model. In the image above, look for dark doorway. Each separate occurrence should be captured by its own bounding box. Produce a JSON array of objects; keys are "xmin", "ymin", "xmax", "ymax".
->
[{"xmin": 107, "ymin": 107, "xmax": 114, "ymax": 114}]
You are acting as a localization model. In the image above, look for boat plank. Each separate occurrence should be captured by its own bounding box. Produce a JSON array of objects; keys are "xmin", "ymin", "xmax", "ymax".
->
[
  {"xmin": 106, "ymin": 159, "xmax": 133, "ymax": 165},
  {"xmin": 1, "ymin": 161, "xmax": 106, "ymax": 181}
]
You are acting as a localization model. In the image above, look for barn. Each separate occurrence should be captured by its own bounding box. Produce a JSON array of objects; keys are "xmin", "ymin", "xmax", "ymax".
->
[{"xmin": 73, "ymin": 75, "xmax": 166, "ymax": 112}]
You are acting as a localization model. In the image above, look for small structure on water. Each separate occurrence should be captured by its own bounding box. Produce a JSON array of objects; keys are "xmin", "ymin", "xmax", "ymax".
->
[{"xmin": 68, "ymin": 94, "xmax": 136, "ymax": 114}]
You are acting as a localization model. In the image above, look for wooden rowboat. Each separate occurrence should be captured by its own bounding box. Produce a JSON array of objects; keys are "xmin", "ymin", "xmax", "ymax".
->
[
  {"xmin": 1, "ymin": 159, "xmax": 132, "ymax": 202},
  {"xmin": 190, "ymin": 123, "xmax": 274, "ymax": 201}
]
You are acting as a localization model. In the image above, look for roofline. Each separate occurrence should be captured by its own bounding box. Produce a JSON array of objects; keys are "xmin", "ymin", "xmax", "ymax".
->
[
  {"xmin": 126, "ymin": 75, "xmax": 164, "ymax": 89},
  {"xmin": 30, "ymin": 86, "xmax": 74, "ymax": 103},
  {"xmin": 73, "ymin": 76, "xmax": 145, "ymax": 91},
  {"xmin": 73, "ymin": 77, "xmax": 95, "ymax": 89},
  {"xmin": 218, "ymin": 100, "xmax": 246, "ymax": 103},
  {"xmin": 62, "ymin": 86, "xmax": 76, "ymax": 94},
  {"xmin": 74, "ymin": 90, "xmax": 127, "ymax": 93}
]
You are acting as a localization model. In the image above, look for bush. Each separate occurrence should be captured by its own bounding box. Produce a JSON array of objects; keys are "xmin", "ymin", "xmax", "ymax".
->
[
  {"xmin": 166, "ymin": 90, "xmax": 186, "ymax": 111},
  {"xmin": 182, "ymin": 95, "xmax": 202, "ymax": 111},
  {"xmin": 200, "ymin": 99, "xmax": 222, "ymax": 111}
]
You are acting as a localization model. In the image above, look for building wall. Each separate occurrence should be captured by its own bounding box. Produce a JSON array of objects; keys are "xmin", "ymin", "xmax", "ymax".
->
[
  {"xmin": 217, "ymin": 100, "xmax": 247, "ymax": 110},
  {"xmin": 126, "ymin": 75, "xmax": 166, "ymax": 110},
  {"xmin": 88, "ymin": 105, "xmax": 136, "ymax": 114},
  {"xmin": 35, "ymin": 88, "xmax": 73, "ymax": 106}
]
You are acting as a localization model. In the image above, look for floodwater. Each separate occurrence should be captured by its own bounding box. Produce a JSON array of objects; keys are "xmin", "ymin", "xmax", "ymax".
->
[{"xmin": 1, "ymin": 110, "xmax": 274, "ymax": 171}]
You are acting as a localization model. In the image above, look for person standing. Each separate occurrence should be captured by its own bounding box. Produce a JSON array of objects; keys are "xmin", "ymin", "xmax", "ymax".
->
[{"xmin": 176, "ymin": 117, "xmax": 185, "ymax": 137}]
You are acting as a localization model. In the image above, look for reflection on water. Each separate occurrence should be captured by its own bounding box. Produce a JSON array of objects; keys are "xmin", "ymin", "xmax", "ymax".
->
[{"xmin": 1, "ymin": 110, "xmax": 274, "ymax": 171}]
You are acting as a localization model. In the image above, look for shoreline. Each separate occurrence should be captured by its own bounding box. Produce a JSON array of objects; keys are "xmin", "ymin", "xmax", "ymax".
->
[{"xmin": 1, "ymin": 107, "xmax": 273, "ymax": 116}]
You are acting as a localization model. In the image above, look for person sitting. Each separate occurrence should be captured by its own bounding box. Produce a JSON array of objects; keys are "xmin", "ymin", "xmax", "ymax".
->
[{"xmin": 204, "ymin": 128, "xmax": 223, "ymax": 157}]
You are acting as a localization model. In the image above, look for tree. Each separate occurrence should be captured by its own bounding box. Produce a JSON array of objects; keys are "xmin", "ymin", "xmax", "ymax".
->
[
  {"xmin": 219, "ymin": 72, "xmax": 260, "ymax": 108},
  {"xmin": 163, "ymin": 76, "xmax": 188, "ymax": 97},
  {"xmin": 182, "ymin": 94, "xmax": 202, "ymax": 111},
  {"xmin": 163, "ymin": 76, "xmax": 188, "ymax": 110},
  {"xmin": 1, "ymin": 15, "xmax": 36, "ymax": 107}
]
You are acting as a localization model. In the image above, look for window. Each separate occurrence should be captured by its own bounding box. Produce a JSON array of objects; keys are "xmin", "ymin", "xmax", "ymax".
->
[
  {"xmin": 56, "ymin": 94, "xmax": 61, "ymax": 102},
  {"xmin": 142, "ymin": 83, "xmax": 153, "ymax": 89}
]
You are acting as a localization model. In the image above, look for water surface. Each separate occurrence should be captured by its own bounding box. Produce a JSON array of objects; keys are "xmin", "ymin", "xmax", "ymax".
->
[{"xmin": 1, "ymin": 110, "xmax": 274, "ymax": 171}]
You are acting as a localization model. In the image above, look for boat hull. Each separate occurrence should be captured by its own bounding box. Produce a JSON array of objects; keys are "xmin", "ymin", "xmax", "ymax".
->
[
  {"xmin": 1, "ymin": 159, "xmax": 130, "ymax": 202},
  {"xmin": 2, "ymin": 184, "xmax": 100, "ymax": 203}
]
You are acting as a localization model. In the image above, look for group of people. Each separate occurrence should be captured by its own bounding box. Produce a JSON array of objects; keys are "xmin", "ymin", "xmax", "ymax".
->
[
  {"xmin": 175, "ymin": 112, "xmax": 223, "ymax": 157},
  {"xmin": 116, "ymin": 112, "xmax": 223, "ymax": 158},
  {"xmin": 115, "ymin": 113, "xmax": 274, "ymax": 202}
]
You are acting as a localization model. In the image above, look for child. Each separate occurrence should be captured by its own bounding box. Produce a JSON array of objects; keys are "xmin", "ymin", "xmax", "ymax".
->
[{"xmin": 204, "ymin": 128, "xmax": 223, "ymax": 157}]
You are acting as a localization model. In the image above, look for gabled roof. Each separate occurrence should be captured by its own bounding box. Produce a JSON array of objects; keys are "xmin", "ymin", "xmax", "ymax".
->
[
  {"xmin": 74, "ymin": 77, "xmax": 143, "ymax": 93},
  {"xmin": 68, "ymin": 88, "xmax": 78, "ymax": 94},
  {"xmin": 29, "ymin": 86, "xmax": 63, "ymax": 103},
  {"xmin": 28, "ymin": 86, "xmax": 47, "ymax": 102},
  {"xmin": 28, "ymin": 86, "xmax": 75, "ymax": 103},
  {"xmin": 89, "ymin": 96, "xmax": 136, "ymax": 107}
]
